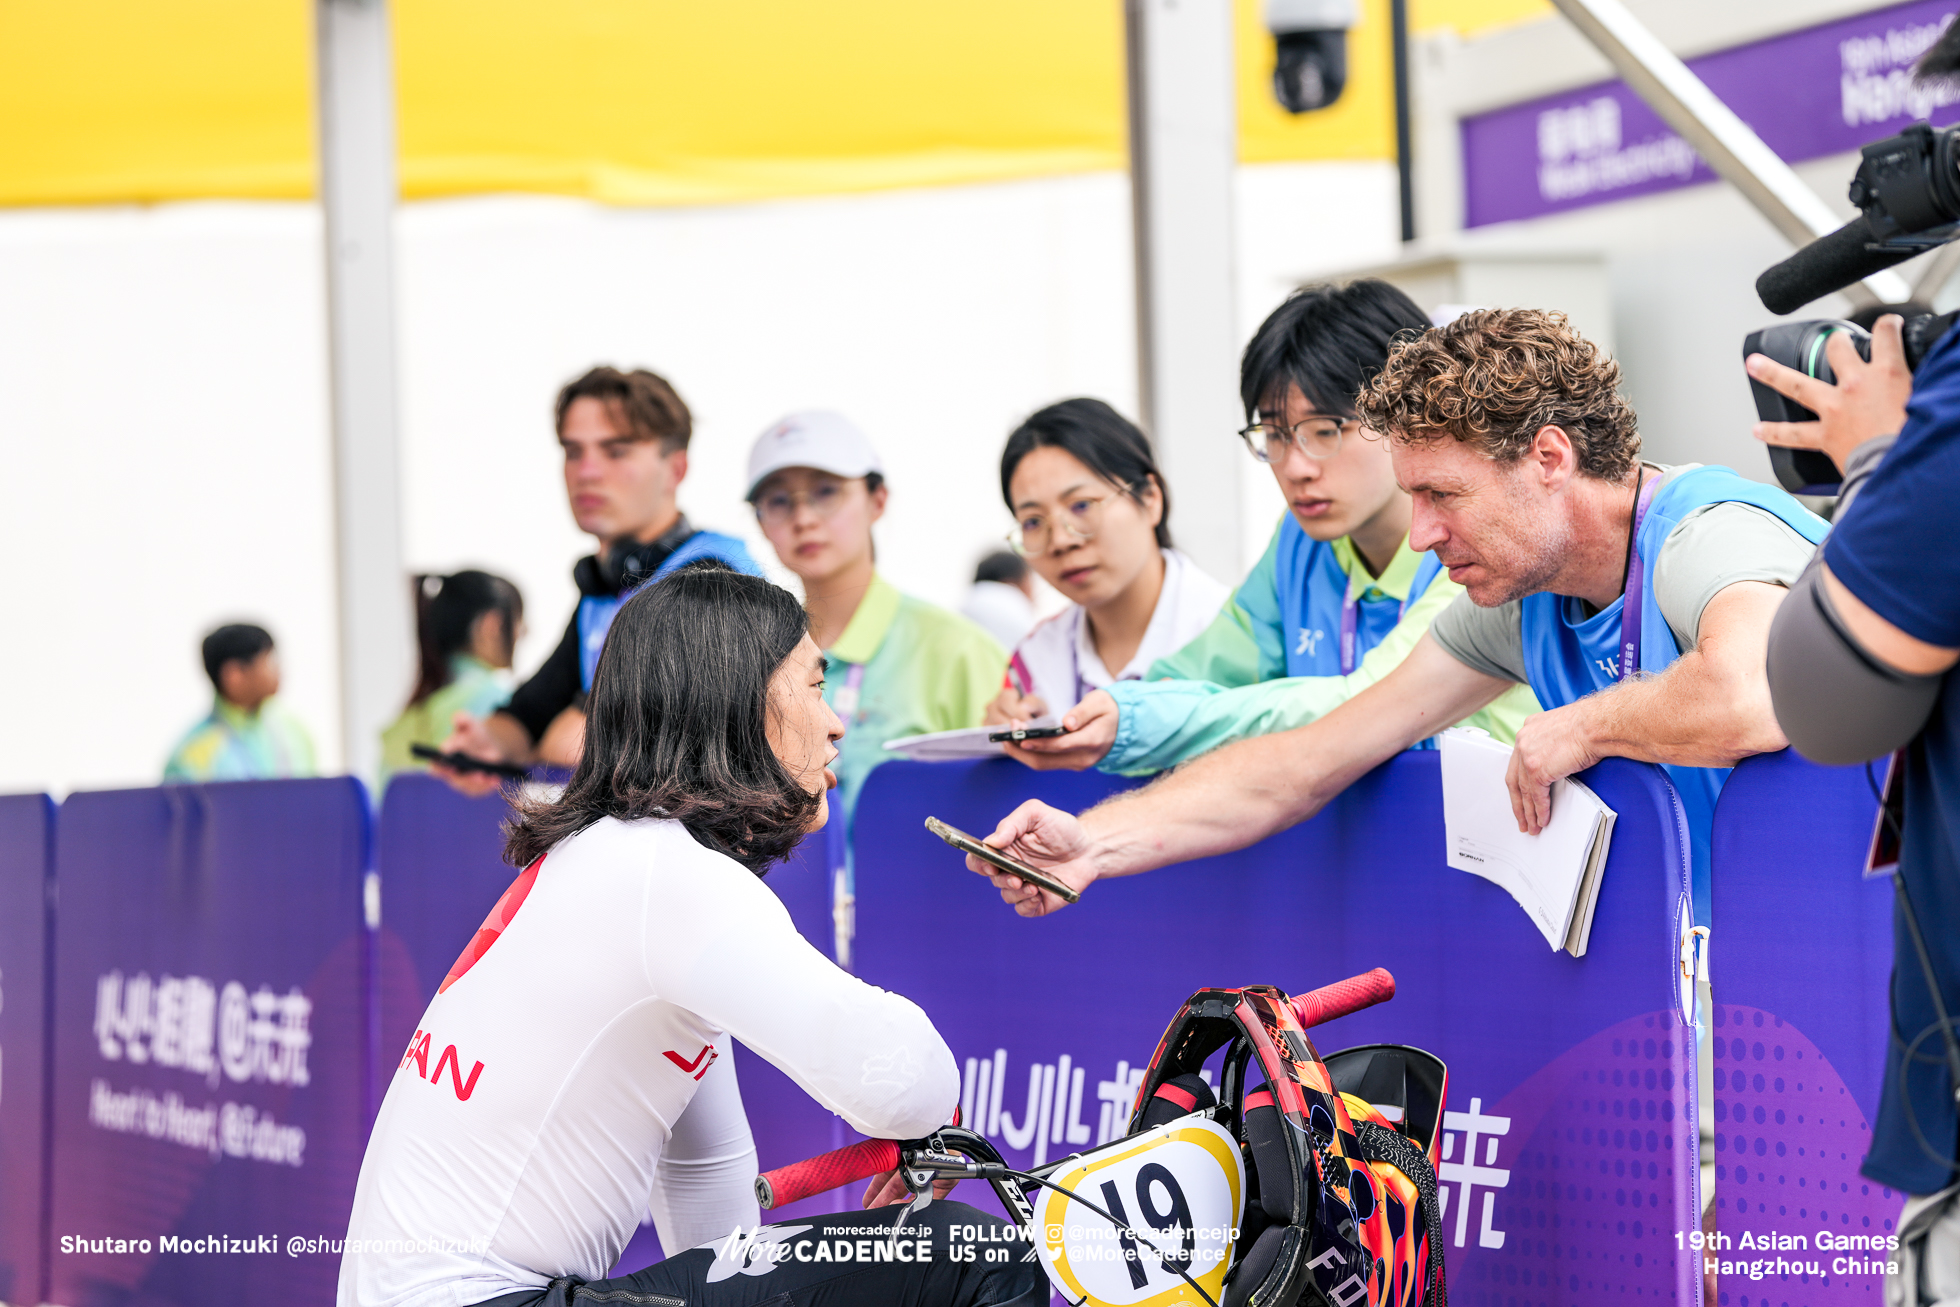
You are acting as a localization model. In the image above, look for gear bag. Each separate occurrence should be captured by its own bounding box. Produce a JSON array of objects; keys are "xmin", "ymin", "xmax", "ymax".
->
[{"xmin": 1125, "ymin": 985, "xmax": 1449, "ymax": 1307}]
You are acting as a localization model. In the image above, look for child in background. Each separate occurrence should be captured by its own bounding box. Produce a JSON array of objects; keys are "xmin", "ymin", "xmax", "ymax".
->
[
  {"xmin": 381, "ymin": 570, "xmax": 525, "ymax": 784},
  {"xmin": 985, "ymin": 398, "xmax": 1230, "ymax": 726},
  {"xmin": 164, "ymin": 624, "xmax": 318, "ymax": 782}
]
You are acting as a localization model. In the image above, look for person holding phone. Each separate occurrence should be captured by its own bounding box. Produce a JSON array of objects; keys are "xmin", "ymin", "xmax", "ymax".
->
[
  {"xmin": 968, "ymin": 310, "xmax": 1826, "ymax": 942},
  {"xmin": 380, "ymin": 570, "xmax": 524, "ymax": 784},
  {"xmin": 435, "ymin": 367, "xmax": 761, "ymax": 794},
  {"xmin": 984, "ymin": 398, "xmax": 1231, "ymax": 728},
  {"xmin": 340, "ymin": 563, "xmax": 1042, "ymax": 1307}
]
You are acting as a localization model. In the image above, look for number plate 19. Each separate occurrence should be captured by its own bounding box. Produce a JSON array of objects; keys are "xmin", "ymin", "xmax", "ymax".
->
[{"xmin": 1034, "ymin": 1115, "xmax": 1245, "ymax": 1306}]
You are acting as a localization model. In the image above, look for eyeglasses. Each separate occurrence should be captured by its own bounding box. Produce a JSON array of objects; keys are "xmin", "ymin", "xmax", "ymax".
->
[
  {"xmin": 1237, "ymin": 415, "xmax": 1357, "ymax": 464},
  {"xmin": 1006, "ymin": 484, "xmax": 1132, "ymax": 557},
  {"xmin": 754, "ymin": 480, "xmax": 851, "ymax": 528}
]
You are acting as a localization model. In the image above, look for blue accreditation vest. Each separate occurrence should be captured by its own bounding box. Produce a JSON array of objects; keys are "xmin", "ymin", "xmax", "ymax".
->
[
  {"xmin": 575, "ymin": 530, "xmax": 764, "ymax": 690},
  {"xmin": 1517, "ymin": 465, "xmax": 1829, "ymax": 926},
  {"xmin": 1276, "ymin": 515, "xmax": 1448, "ymax": 676}
]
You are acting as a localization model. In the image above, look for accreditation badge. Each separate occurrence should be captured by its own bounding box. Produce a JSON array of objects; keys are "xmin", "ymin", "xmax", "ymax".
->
[{"xmin": 1033, "ymin": 1115, "xmax": 1244, "ymax": 1306}]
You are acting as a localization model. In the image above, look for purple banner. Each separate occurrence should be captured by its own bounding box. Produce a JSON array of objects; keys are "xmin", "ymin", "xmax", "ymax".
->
[
  {"xmin": 371, "ymin": 774, "xmax": 847, "ymax": 1275},
  {"xmin": 49, "ymin": 780, "xmax": 371, "ymax": 1307},
  {"xmin": 0, "ymin": 794, "xmax": 54, "ymax": 1307},
  {"xmin": 854, "ymin": 754, "xmax": 1705, "ymax": 1306},
  {"xmin": 1463, "ymin": 0, "xmax": 1960, "ymax": 227},
  {"xmin": 1710, "ymin": 751, "xmax": 1894, "ymax": 1303}
]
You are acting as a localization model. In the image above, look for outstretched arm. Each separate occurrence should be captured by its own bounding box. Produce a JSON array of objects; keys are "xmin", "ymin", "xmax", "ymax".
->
[
  {"xmin": 1504, "ymin": 580, "xmax": 1792, "ymax": 832},
  {"xmin": 970, "ymin": 634, "xmax": 1513, "ymax": 915}
]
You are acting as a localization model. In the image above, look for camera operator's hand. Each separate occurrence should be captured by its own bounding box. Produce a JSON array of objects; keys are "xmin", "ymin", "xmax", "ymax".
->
[{"xmin": 1747, "ymin": 314, "xmax": 1911, "ymax": 474}]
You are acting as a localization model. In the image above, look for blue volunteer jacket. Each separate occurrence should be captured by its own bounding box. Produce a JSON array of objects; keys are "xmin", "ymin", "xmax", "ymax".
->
[
  {"xmin": 1518, "ymin": 465, "xmax": 1828, "ymax": 926},
  {"xmin": 576, "ymin": 530, "xmax": 763, "ymax": 690},
  {"xmin": 1277, "ymin": 517, "xmax": 1448, "ymax": 677}
]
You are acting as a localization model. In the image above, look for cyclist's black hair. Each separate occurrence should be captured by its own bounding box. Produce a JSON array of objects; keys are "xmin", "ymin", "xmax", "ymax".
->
[
  {"xmin": 504, "ymin": 561, "xmax": 822, "ymax": 874},
  {"xmin": 201, "ymin": 623, "xmax": 274, "ymax": 691},
  {"xmin": 408, "ymin": 570, "xmax": 524, "ymax": 708},
  {"xmin": 999, "ymin": 398, "xmax": 1172, "ymax": 549},
  {"xmin": 1239, "ymin": 279, "xmax": 1433, "ymax": 422}
]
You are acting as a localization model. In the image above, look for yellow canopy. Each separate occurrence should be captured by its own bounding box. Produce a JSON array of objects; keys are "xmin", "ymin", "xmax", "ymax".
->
[{"xmin": 0, "ymin": 0, "xmax": 1548, "ymax": 208}]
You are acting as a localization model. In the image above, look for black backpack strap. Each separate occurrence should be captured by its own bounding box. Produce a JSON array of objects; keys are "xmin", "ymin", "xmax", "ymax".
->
[{"xmin": 1354, "ymin": 1120, "xmax": 1447, "ymax": 1306}]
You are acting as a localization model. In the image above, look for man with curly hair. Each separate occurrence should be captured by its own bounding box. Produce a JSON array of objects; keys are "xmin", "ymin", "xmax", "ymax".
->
[{"xmin": 964, "ymin": 308, "xmax": 1826, "ymax": 930}]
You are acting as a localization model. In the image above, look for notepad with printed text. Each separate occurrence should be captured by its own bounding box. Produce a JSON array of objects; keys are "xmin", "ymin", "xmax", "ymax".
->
[{"xmin": 1439, "ymin": 727, "xmax": 1617, "ymax": 957}]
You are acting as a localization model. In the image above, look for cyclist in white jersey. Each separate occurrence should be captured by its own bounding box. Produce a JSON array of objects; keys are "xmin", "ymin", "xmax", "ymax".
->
[{"xmin": 340, "ymin": 563, "xmax": 1043, "ymax": 1307}]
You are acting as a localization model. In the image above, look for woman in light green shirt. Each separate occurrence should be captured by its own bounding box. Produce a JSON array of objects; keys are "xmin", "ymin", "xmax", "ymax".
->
[
  {"xmin": 380, "ymin": 570, "xmax": 525, "ymax": 784},
  {"xmin": 747, "ymin": 411, "xmax": 1006, "ymax": 964}
]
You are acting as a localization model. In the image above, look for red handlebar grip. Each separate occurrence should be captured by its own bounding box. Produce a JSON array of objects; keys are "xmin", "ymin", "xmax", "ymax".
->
[
  {"xmin": 1292, "ymin": 967, "xmax": 1395, "ymax": 1029},
  {"xmin": 755, "ymin": 1138, "xmax": 900, "ymax": 1210}
]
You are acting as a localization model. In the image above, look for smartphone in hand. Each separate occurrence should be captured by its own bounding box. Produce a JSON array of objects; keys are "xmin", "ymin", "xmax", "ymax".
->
[
  {"xmin": 988, "ymin": 725, "xmax": 1068, "ymax": 743},
  {"xmin": 925, "ymin": 816, "xmax": 1081, "ymax": 904},
  {"xmin": 410, "ymin": 743, "xmax": 532, "ymax": 780}
]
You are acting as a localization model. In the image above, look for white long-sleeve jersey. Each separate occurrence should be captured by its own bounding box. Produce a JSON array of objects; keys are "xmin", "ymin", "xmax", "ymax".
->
[{"xmin": 338, "ymin": 816, "xmax": 959, "ymax": 1307}]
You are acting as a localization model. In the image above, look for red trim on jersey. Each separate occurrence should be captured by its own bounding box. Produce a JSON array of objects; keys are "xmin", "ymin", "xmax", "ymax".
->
[{"xmin": 439, "ymin": 857, "xmax": 543, "ymax": 994}]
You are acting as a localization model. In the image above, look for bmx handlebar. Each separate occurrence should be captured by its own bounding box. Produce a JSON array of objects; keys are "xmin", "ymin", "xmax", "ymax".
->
[
  {"xmin": 754, "ymin": 1137, "xmax": 899, "ymax": 1210},
  {"xmin": 753, "ymin": 967, "xmax": 1395, "ymax": 1209},
  {"xmin": 1291, "ymin": 966, "xmax": 1394, "ymax": 1029}
]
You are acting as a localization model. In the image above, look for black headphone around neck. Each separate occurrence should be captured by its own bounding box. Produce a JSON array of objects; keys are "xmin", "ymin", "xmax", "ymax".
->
[{"xmin": 595, "ymin": 518, "xmax": 697, "ymax": 594}]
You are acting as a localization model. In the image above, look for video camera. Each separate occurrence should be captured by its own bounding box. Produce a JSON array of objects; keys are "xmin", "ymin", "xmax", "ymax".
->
[{"xmin": 1749, "ymin": 121, "xmax": 1960, "ymax": 492}]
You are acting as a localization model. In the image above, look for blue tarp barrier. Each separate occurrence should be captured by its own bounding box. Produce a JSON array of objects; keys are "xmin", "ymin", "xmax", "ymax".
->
[
  {"xmin": 10, "ymin": 742, "xmax": 1905, "ymax": 1306},
  {"xmin": 1711, "ymin": 749, "xmax": 1893, "ymax": 1304},
  {"xmin": 854, "ymin": 754, "xmax": 1705, "ymax": 1305},
  {"xmin": 0, "ymin": 793, "xmax": 54, "ymax": 1307},
  {"xmin": 48, "ymin": 780, "xmax": 370, "ymax": 1307}
]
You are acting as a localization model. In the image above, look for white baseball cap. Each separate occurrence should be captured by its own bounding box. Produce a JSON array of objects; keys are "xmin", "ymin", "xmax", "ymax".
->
[{"xmin": 745, "ymin": 411, "xmax": 885, "ymax": 501}]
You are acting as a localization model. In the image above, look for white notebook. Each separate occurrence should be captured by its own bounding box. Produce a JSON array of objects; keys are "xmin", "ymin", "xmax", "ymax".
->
[
  {"xmin": 1439, "ymin": 727, "xmax": 1618, "ymax": 957},
  {"xmin": 880, "ymin": 727, "xmax": 1006, "ymax": 762},
  {"xmin": 883, "ymin": 717, "xmax": 1063, "ymax": 762}
]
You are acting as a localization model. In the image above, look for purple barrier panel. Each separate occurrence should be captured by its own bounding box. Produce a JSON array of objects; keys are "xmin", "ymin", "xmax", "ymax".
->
[
  {"xmin": 1710, "ymin": 750, "xmax": 1894, "ymax": 1303},
  {"xmin": 49, "ymin": 779, "xmax": 370, "ymax": 1307},
  {"xmin": 855, "ymin": 753, "xmax": 1704, "ymax": 1307},
  {"xmin": 0, "ymin": 794, "xmax": 54, "ymax": 1307},
  {"xmin": 370, "ymin": 774, "xmax": 842, "ymax": 1275},
  {"xmin": 370, "ymin": 777, "xmax": 521, "ymax": 1088}
]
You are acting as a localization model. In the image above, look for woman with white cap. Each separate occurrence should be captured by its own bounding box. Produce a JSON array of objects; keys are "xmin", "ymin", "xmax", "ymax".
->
[{"xmin": 746, "ymin": 412, "xmax": 1006, "ymax": 960}]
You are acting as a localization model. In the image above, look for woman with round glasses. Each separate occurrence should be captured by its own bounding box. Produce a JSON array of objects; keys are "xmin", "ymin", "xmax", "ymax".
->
[
  {"xmin": 984, "ymin": 398, "xmax": 1231, "ymax": 726},
  {"xmin": 1005, "ymin": 280, "xmax": 1538, "ymax": 773},
  {"xmin": 745, "ymin": 411, "xmax": 1006, "ymax": 958}
]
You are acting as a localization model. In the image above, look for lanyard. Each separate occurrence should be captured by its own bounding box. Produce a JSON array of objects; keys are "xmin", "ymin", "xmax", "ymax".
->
[
  {"xmin": 1337, "ymin": 578, "xmax": 1418, "ymax": 676},
  {"xmin": 1069, "ymin": 611, "xmax": 1093, "ymax": 706},
  {"xmin": 833, "ymin": 662, "xmax": 867, "ymax": 723},
  {"xmin": 1617, "ymin": 471, "xmax": 1661, "ymax": 682}
]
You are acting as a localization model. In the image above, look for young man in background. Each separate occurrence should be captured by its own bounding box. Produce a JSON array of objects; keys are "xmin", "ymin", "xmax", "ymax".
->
[{"xmin": 439, "ymin": 366, "xmax": 760, "ymax": 794}]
